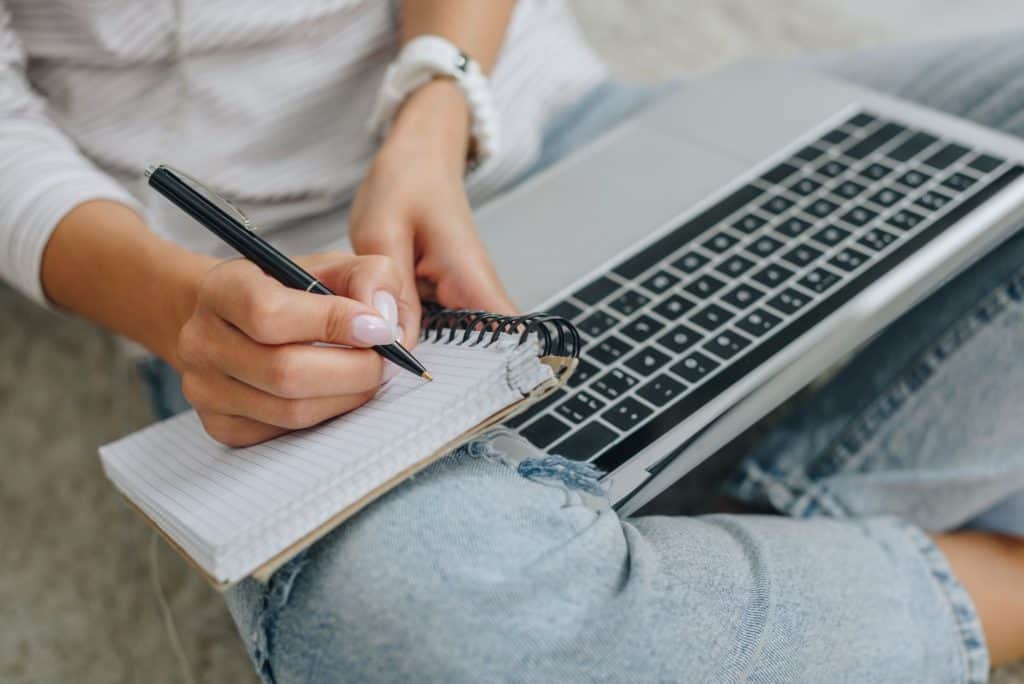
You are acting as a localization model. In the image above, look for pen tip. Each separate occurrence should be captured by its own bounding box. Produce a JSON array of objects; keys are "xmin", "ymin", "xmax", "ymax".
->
[{"xmin": 421, "ymin": 371, "xmax": 433, "ymax": 382}]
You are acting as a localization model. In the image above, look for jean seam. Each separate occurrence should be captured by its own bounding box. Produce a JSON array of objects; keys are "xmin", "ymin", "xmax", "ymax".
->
[
  {"xmin": 901, "ymin": 523, "xmax": 990, "ymax": 683},
  {"xmin": 787, "ymin": 263, "xmax": 1024, "ymax": 513}
]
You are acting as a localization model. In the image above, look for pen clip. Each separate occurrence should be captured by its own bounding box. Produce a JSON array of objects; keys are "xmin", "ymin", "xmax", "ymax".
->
[{"xmin": 146, "ymin": 164, "xmax": 257, "ymax": 232}]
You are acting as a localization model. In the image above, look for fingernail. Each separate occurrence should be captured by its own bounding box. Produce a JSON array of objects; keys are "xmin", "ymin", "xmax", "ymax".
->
[
  {"xmin": 372, "ymin": 291, "xmax": 400, "ymax": 339},
  {"xmin": 351, "ymin": 314, "xmax": 394, "ymax": 346}
]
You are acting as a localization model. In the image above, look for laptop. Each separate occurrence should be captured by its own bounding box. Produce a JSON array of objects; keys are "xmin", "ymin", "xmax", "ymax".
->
[{"xmin": 475, "ymin": 60, "xmax": 1024, "ymax": 514}]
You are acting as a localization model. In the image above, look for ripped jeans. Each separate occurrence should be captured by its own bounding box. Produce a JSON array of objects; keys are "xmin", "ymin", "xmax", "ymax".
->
[{"xmin": 138, "ymin": 32, "xmax": 1024, "ymax": 683}]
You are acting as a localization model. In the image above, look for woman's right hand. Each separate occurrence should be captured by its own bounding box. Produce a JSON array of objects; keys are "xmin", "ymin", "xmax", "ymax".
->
[{"xmin": 177, "ymin": 251, "xmax": 420, "ymax": 447}]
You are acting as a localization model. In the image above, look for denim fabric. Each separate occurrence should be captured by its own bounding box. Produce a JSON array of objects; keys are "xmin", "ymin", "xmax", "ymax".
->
[{"xmin": 133, "ymin": 31, "xmax": 1024, "ymax": 683}]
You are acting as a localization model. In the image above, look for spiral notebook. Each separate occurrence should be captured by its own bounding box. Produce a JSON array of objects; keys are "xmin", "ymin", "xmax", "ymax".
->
[{"xmin": 100, "ymin": 309, "xmax": 579, "ymax": 587}]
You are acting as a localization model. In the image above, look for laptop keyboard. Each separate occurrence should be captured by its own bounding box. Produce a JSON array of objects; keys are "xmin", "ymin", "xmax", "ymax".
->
[{"xmin": 506, "ymin": 110, "xmax": 1024, "ymax": 473}]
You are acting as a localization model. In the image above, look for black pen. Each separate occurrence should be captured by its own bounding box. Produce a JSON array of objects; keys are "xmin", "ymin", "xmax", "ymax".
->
[{"xmin": 145, "ymin": 164, "xmax": 432, "ymax": 381}]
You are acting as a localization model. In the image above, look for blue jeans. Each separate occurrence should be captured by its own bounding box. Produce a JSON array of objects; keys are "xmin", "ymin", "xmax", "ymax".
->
[{"xmin": 140, "ymin": 32, "xmax": 1024, "ymax": 683}]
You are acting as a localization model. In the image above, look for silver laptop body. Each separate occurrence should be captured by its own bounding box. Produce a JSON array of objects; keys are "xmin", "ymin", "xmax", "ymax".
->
[{"xmin": 475, "ymin": 61, "xmax": 1024, "ymax": 513}]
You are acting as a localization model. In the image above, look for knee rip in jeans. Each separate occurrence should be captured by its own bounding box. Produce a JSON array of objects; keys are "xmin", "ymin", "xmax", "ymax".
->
[
  {"xmin": 458, "ymin": 427, "xmax": 607, "ymax": 497},
  {"xmin": 250, "ymin": 551, "xmax": 309, "ymax": 682}
]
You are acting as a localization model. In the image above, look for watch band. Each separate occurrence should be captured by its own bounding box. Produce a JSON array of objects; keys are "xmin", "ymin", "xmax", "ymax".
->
[{"xmin": 368, "ymin": 35, "xmax": 499, "ymax": 167}]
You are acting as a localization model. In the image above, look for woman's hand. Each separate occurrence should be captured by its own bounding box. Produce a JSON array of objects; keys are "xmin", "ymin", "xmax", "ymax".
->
[
  {"xmin": 177, "ymin": 252, "xmax": 419, "ymax": 447},
  {"xmin": 349, "ymin": 79, "xmax": 517, "ymax": 314}
]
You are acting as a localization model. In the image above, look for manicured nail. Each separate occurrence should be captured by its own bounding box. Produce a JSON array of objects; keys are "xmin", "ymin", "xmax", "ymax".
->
[
  {"xmin": 351, "ymin": 315, "xmax": 394, "ymax": 346},
  {"xmin": 372, "ymin": 291, "xmax": 400, "ymax": 339}
]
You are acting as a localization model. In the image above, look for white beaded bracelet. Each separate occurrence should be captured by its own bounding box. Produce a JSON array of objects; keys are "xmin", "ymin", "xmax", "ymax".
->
[{"xmin": 368, "ymin": 35, "xmax": 500, "ymax": 168}]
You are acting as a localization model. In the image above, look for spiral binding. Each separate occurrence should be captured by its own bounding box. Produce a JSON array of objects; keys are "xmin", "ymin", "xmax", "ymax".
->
[{"xmin": 420, "ymin": 304, "xmax": 581, "ymax": 359}]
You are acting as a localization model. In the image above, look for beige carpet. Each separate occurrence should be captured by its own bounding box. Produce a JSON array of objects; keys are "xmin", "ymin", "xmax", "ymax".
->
[{"xmin": 3, "ymin": 1, "xmax": 1023, "ymax": 682}]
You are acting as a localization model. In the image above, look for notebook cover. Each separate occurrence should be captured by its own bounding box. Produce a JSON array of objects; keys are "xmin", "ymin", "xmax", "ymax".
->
[{"xmin": 122, "ymin": 355, "xmax": 577, "ymax": 590}]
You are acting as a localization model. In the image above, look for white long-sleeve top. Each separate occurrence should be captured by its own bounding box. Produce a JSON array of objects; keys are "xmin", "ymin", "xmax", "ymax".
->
[{"xmin": 0, "ymin": 0, "xmax": 606, "ymax": 305}]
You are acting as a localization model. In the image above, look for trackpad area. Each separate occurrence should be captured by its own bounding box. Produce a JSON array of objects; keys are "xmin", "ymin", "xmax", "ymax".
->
[{"xmin": 476, "ymin": 124, "xmax": 746, "ymax": 310}]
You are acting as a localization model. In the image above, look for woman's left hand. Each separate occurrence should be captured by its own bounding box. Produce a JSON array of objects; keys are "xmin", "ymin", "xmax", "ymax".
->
[{"xmin": 349, "ymin": 79, "xmax": 517, "ymax": 317}]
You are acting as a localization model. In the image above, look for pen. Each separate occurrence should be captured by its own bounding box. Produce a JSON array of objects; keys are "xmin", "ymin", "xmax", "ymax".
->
[{"xmin": 145, "ymin": 164, "xmax": 432, "ymax": 382}]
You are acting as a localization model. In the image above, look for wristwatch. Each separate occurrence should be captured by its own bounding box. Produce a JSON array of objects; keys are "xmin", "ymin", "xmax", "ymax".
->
[{"xmin": 368, "ymin": 35, "xmax": 500, "ymax": 168}]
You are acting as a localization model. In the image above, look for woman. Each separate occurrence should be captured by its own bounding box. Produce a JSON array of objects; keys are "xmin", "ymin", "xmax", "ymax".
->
[{"xmin": 2, "ymin": 1, "xmax": 1022, "ymax": 681}]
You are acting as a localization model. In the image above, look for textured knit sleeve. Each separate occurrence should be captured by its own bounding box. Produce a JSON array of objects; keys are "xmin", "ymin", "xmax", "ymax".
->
[{"xmin": 0, "ymin": 2, "xmax": 143, "ymax": 306}]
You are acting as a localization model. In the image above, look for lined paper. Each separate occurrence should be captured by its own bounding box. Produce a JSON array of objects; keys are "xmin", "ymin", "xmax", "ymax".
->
[{"xmin": 100, "ymin": 335, "xmax": 552, "ymax": 583}]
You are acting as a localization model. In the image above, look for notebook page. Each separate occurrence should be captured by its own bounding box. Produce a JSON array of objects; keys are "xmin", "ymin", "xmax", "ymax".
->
[{"xmin": 100, "ymin": 335, "xmax": 552, "ymax": 582}]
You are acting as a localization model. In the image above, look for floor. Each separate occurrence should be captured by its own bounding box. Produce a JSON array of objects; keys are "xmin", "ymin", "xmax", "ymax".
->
[{"xmin": 2, "ymin": 2, "xmax": 1023, "ymax": 682}]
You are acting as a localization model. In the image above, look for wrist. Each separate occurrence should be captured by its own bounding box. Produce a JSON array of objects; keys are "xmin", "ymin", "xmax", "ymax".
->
[
  {"xmin": 383, "ymin": 79, "xmax": 472, "ymax": 175},
  {"xmin": 41, "ymin": 200, "xmax": 215, "ymax": 367}
]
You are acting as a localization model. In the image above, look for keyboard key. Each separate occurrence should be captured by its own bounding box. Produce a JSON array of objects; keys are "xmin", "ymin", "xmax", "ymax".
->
[
  {"xmin": 624, "ymin": 347, "xmax": 672, "ymax": 377},
  {"xmin": 798, "ymin": 267, "xmax": 842, "ymax": 293},
  {"xmin": 690, "ymin": 304, "xmax": 734, "ymax": 332},
  {"xmin": 608, "ymin": 289, "xmax": 651, "ymax": 317},
  {"xmin": 592, "ymin": 368, "xmax": 639, "ymax": 401},
  {"xmin": 671, "ymin": 351, "xmax": 720, "ymax": 383},
  {"xmin": 868, "ymin": 188, "xmax": 904, "ymax": 207},
  {"xmin": 620, "ymin": 314, "xmax": 664, "ymax": 342},
  {"xmin": 789, "ymin": 177, "xmax": 821, "ymax": 196},
  {"xmin": 703, "ymin": 330, "xmax": 752, "ymax": 360},
  {"xmin": 888, "ymin": 131, "xmax": 938, "ymax": 162},
  {"xmin": 505, "ymin": 390, "xmax": 562, "ymax": 428},
  {"xmin": 794, "ymin": 145, "xmax": 824, "ymax": 162},
  {"xmin": 736, "ymin": 308, "xmax": 783, "ymax": 337},
  {"xmin": 887, "ymin": 209, "xmax": 925, "ymax": 231},
  {"xmin": 776, "ymin": 216, "xmax": 813, "ymax": 238},
  {"xmin": 829, "ymin": 247, "xmax": 870, "ymax": 272},
  {"xmin": 637, "ymin": 374, "xmax": 687, "ymax": 407},
  {"xmin": 521, "ymin": 414, "xmax": 573, "ymax": 448},
  {"xmin": 761, "ymin": 195, "xmax": 794, "ymax": 214},
  {"xmin": 672, "ymin": 251, "xmax": 710, "ymax": 274},
  {"xmin": 811, "ymin": 225, "xmax": 850, "ymax": 248},
  {"xmin": 589, "ymin": 335, "xmax": 632, "ymax": 364},
  {"xmin": 578, "ymin": 310, "xmax": 618, "ymax": 339},
  {"xmin": 845, "ymin": 122, "xmax": 905, "ymax": 159},
  {"xmin": 846, "ymin": 112, "xmax": 877, "ymax": 128},
  {"xmin": 807, "ymin": 197, "xmax": 840, "ymax": 218},
  {"xmin": 640, "ymin": 270, "xmax": 680, "ymax": 295},
  {"xmin": 861, "ymin": 162, "xmax": 894, "ymax": 181},
  {"xmin": 858, "ymin": 228, "xmax": 899, "ymax": 252},
  {"xmin": 613, "ymin": 184, "xmax": 764, "ymax": 278},
  {"xmin": 820, "ymin": 129, "xmax": 849, "ymax": 146},
  {"xmin": 915, "ymin": 190, "xmax": 954, "ymax": 212},
  {"xmin": 834, "ymin": 180, "xmax": 867, "ymax": 200},
  {"xmin": 969, "ymin": 154, "xmax": 1004, "ymax": 173},
  {"xmin": 602, "ymin": 397, "xmax": 653, "ymax": 431},
  {"xmin": 555, "ymin": 390, "xmax": 606, "ymax": 424},
  {"xmin": 552, "ymin": 421, "xmax": 617, "ymax": 461},
  {"xmin": 702, "ymin": 231, "xmax": 739, "ymax": 254},
  {"xmin": 549, "ymin": 300, "xmax": 582, "ymax": 321},
  {"xmin": 924, "ymin": 143, "xmax": 969, "ymax": 169},
  {"xmin": 897, "ymin": 169, "xmax": 930, "ymax": 188},
  {"xmin": 732, "ymin": 213, "xmax": 768, "ymax": 235},
  {"xmin": 722, "ymin": 283, "xmax": 765, "ymax": 310},
  {"xmin": 942, "ymin": 172, "xmax": 977, "ymax": 193},
  {"xmin": 753, "ymin": 263, "xmax": 795, "ymax": 288},
  {"xmin": 568, "ymin": 358, "xmax": 599, "ymax": 387},
  {"xmin": 768, "ymin": 288, "xmax": 810, "ymax": 315},
  {"xmin": 657, "ymin": 324, "xmax": 703, "ymax": 354},
  {"xmin": 762, "ymin": 162, "xmax": 800, "ymax": 185},
  {"xmin": 684, "ymin": 274, "xmax": 726, "ymax": 299},
  {"xmin": 781, "ymin": 244, "xmax": 823, "ymax": 268},
  {"xmin": 573, "ymin": 276, "xmax": 619, "ymax": 305},
  {"xmin": 817, "ymin": 159, "xmax": 848, "ymax": 178},
  {"xmin": 748, "ymin": 235, "xmax": 785, "ymax": 258},
  {"xmin": 652, "ymin": 294, "xmax": 695, "ymax": 320},
  {"xmin": 715, "ymin": 254, "xmax": 756, "ymax": 278},
  {"xmin": 840, "ymin": 206, "xmax": 878, "ymax": 227}
]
